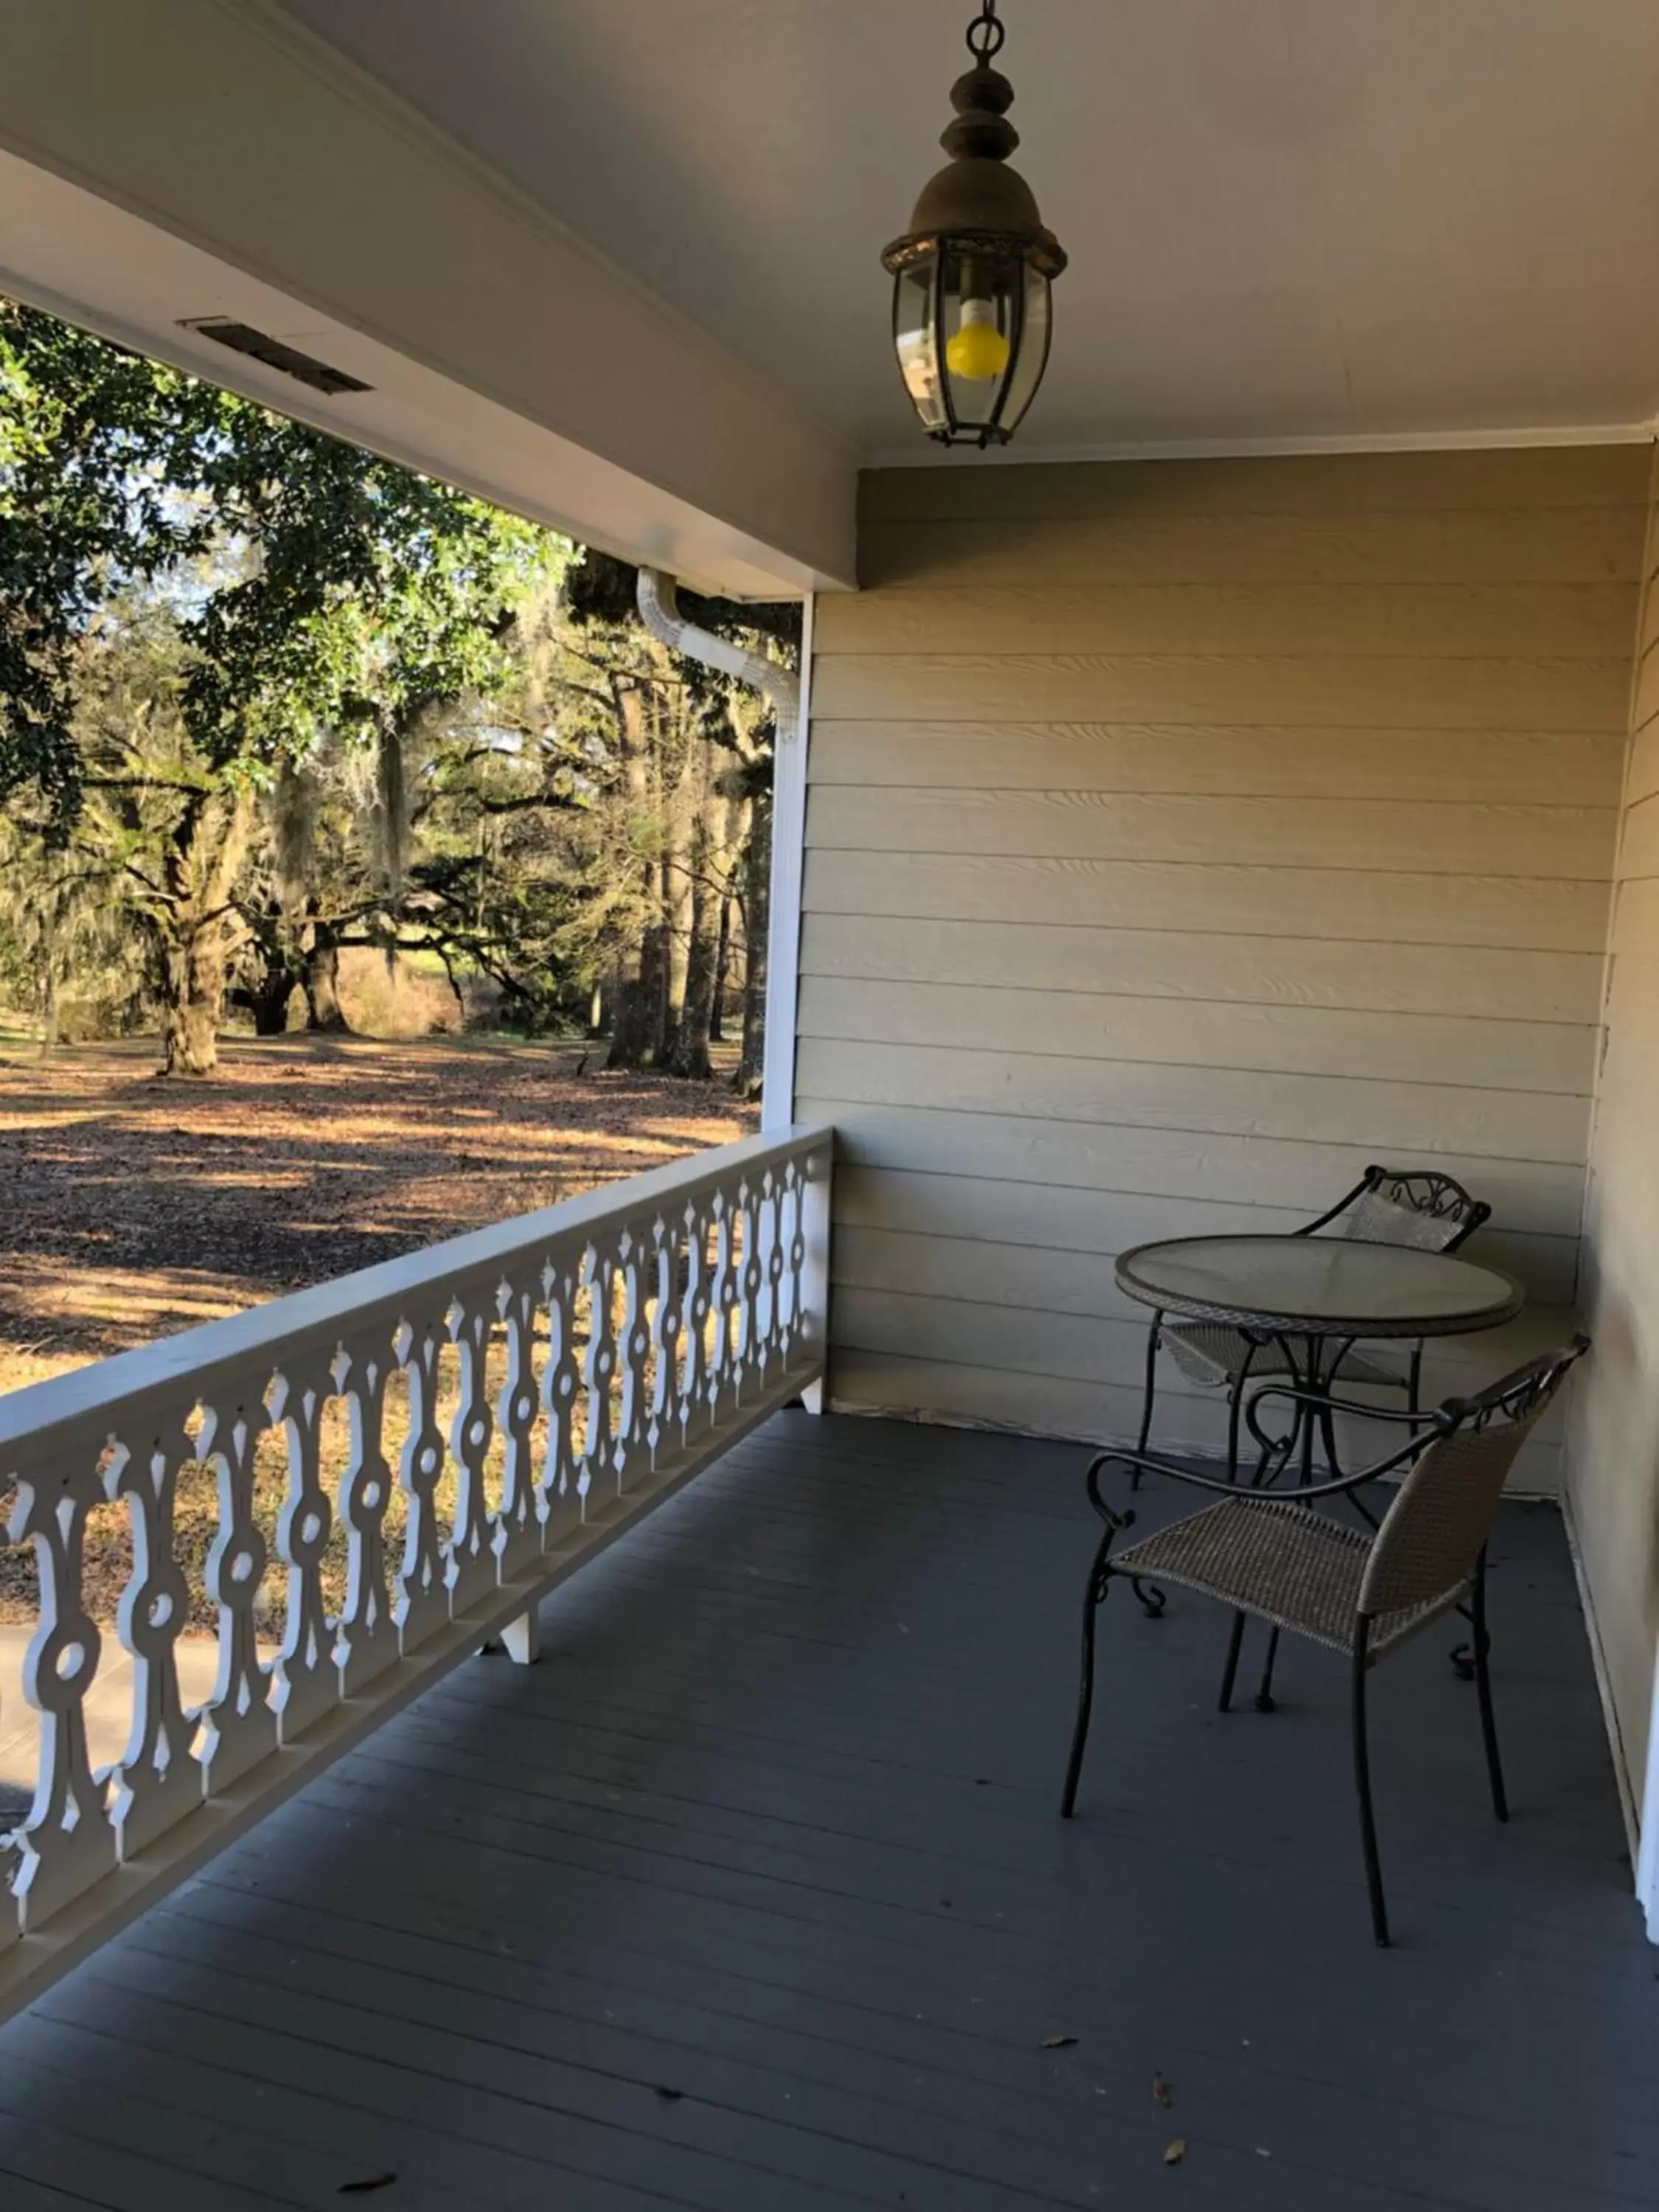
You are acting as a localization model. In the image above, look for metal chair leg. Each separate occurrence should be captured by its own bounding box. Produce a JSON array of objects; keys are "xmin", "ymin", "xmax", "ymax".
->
[
  {"xmin": 1318, "ymin": 1403, "xmax": 1342, "ymax": 1484},
  {"xmin": 1253, "ymin": 1625, "xmax": 1281, "ymax": 1713},
  {"xmin": 1472, "ymin": 1548, "xmax": 1508, "ymax": 1823},
  {"xmin": 1351, "ymin": 1621, "xmax": 1390, "ymax": 1947},
  {"xmin": 1130, "ymin": 1315, "xmax": 1161, "ymax": 1489},
  {"xmin": 1217, "ymin": 1610, "xmax": 1245, "ymax": 1712},
  {"xmin": 1061, "ymin": 1534, "xmax": 1115, "ymax": 1817},
  {"xmin": 1225, "ymin": 1376, "xmax": 1246, "ymax": 1486}
]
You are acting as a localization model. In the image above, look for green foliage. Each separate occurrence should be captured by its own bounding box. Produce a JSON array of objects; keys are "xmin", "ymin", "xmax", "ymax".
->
[
  {"xmin": 1, "ymin": 299, "xmax": 783, "ymax": 1082},
  {"xmin": 1, "ymin": 296, "xmax": 557, "ymax": 812},
  {"xmin": 0, "ymin": 305, "xmax": 224, "ymax": 813}
]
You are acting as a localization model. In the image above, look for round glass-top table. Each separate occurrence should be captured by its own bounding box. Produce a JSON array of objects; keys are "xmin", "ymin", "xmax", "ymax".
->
[
  {"xmin": 1116, "ymin": 1235, "xmax": 1522, "ymax": 1341},
  {"xmin": 1116, "ymin": 1234, "xmax": 1523, "ymax": 1483}
]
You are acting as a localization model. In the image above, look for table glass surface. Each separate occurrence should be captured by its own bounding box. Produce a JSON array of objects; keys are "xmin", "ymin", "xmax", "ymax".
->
[{"xmin": 1114, "ymin": 1235, "xmax": 1522, "ymax": 1337}]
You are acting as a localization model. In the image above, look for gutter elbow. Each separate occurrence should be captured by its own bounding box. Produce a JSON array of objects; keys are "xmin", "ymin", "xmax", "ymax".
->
[{"xmin": 636, "ymin": 568, "xmax": 800, "ymax": 729}]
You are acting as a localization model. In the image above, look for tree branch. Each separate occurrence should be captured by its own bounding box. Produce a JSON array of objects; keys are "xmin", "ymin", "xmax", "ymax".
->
[{"xmin": 84, "ymin": 772, "xmax": 210, "ymax": 796}]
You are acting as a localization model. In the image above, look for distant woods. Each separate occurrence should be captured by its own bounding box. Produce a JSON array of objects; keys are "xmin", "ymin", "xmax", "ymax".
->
[{"xmin": 0, "ymin": 299, "xmax": 797, "ymax": 1082}]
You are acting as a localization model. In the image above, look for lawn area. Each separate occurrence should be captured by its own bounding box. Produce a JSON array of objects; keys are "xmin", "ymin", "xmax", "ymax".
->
[{"xmin": 0, "ymin": 1032, "xmax": 759, "ymax": 1400}]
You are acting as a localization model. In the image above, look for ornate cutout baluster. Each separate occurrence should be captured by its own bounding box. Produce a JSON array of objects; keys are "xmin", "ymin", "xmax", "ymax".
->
[
  {"xmin": 7, "ymin": 1433, "xmax": 116, "ymax": 1930},
  {"xmin": 539, "ymin": 1257, "xmax": 584, "ymax": 1547},
  {"xmin": 395, "ymin": 1312, "xmax": 451, "ymax": 1651},
  {"xmin": 198, "ymin": 1391, "xmax": 278, "ymax": 1793},
  {"xmin": 0, "ymin": 1510, "xmax": 13, "ymax": 1948},
  {"xmin": 757, "ymin": 1166, "xmax": 785, "ymax": 1381},
  {"xmin": 706, "ymin": 1190, "xmax": 737, "ymax": 1427},
  {"xmin": 613, "ymin": 1227, "xmax": 651, "ymax": 1493},
  {"xmin": 735, "ymin": 1177, "xmax": 765, "ymax": 1398},
  {"xmin": 106, "ymin": 1411, "xmax": 199, "ymax": 1857},
  {"xmin": 270, "ymin": 1354, "xmax": 339, "ymax": 1744},
  {"xmin": 335, "ymin": 1335, "xmax": 398, "ymax": 1697},
  {"xmin": 446, "ymin": 1293, "xmax": 497, "ymax": 1614},
  {"xmin": 647, "ymin": 1213, "xmax": 680, "ymax": 1470},
  {"xmin": 778, "ymin": 1157, "xmax": 806, "ymax": 1358},
  {"xmin": 581, "ymin": 1242, "xmax": 619, "ymax": 1509},
  {"xmin": 495, "ymin": 1273, "xmax": 543, "ymax": 1579},
  {"xmin": 679, "ymin": 1196, "xmax": 712, "ymax": 1443}
]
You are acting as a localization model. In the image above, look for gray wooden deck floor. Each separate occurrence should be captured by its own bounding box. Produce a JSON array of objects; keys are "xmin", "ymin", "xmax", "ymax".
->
[{"xmin": 0, "ymin": 1410, "xmax": 1652, "ymax": 2211}]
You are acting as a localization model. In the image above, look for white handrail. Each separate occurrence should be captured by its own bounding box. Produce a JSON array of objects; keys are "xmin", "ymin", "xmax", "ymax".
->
[{"xmin": 0, "ymin": 1122, "xmax": 832, "ymax": 2013}]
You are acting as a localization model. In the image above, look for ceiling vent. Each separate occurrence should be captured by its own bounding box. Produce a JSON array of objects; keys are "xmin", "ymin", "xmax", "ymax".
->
[{"xmin": 178, "ymin": 318, "xmax": 372, "ymax": 396}]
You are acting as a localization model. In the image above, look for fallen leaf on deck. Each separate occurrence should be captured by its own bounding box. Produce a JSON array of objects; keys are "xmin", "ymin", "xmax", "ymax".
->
[
  {"xmin": 1162, "ymin": 2138, "xmax": 1187, "ymax": 2166},
  {"xmin": 1152, "ymin": 2073, "xmax": 1174, "ymax": 2107},
  {"xmin": 1042, "ymin": 2034, "xmax": 1077, "ymax": 2049},
  {"xmin": 338, "ymin": 2177, "xmax": 397, "ymax": 2197}
]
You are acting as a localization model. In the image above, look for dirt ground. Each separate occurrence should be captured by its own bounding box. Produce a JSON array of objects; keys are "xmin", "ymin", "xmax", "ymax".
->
[
  {"xmin": 0, "ymin": 1032, "xmax": 758, "ymax": 1397},
  {"xmin": 0, "ymin": 1033, "xmax": 759, "ymax": 1632}
]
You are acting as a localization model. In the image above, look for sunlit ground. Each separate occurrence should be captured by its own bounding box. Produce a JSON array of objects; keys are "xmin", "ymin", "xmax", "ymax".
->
[{"xmin": 0, "ymin": 1032, "xmax": 757, "ymax": 1391}]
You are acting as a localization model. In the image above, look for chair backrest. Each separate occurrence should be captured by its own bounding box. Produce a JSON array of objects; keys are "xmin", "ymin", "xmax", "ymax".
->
[
  {"xmin": 1358, "ymin": 1338, "xmax": 1588, "ymax": 1618},
  {"xmin": 1338, "ymin": 1166, "xmax": 1489, "ymax": 1255}
]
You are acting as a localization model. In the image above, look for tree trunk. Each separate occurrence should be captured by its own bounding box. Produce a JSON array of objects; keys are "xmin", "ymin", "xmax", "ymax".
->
[
  {"xmin": 161, "ymin": 938, "xmax": 224, "ymax": 1074},
  {"xmin": 606, "ymin": 950, "xmax": 653, "ymax": 1067},
  {"xmin": 247, "ymin": 970, "xmax": 298, "ymax": 1035},
  {"xmin": 671, "ymin": 908, "xmax": 717, "ymax": 1079},
  {"xmin": 735, "ymin": 788, "xmax": 771, "ymax": 1099},
  {"xmin": 635, "ymin": 914, "xmax": 671, "ymax": 1059},
  {"xmin": 668, "ymin": 750, "xmax": 717, "ymax": 1079},
  {"xmin": 709, "ymin": 892, "xmax": 730, "ymax": 1043},
  {"xmin": 155, "ymin": 787, "xmax": 254, "ymax": 1077},
  {"xmin": 606, "ymin": 684, "xmax": 668, "ymax": 1071},
  {"xmin": 234, "ymin": 900, "xmax": 302, "ymax": 1034},
  {"xmin": 303, "ymin": 913, "xmax": 348, "ymax": 1031},
  {"xmin": 709, "ymin": 787, "xmax": 744, "ymax": 1047},
  {"xmin": 658, "ymin": 728, "xmax": 699, "ymax": 1071},
  {"xmin": 654, "ymin": 860, "xmax": 682, "ymax": 1067}
]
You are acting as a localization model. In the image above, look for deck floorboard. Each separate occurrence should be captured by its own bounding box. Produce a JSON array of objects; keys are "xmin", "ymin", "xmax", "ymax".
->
[{"xmin": 0, "ymin": 1410, "xmax": 1653, "ymax": 2209}]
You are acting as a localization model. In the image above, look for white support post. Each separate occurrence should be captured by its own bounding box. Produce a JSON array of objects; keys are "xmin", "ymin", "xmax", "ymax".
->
[
  {"xmin": 796, "ymin": 1129, "xmax": 833, "ymax": 1418},
  {"xmin": 762, "ymin": 592, "xmax": 814, "ymax": 1136},
  {"xmin": 1637, "ymin": 1643, "xmax": 1659, "ymax": 1941}
]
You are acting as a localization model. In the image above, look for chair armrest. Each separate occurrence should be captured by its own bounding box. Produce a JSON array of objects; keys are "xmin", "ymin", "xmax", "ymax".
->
[
  {"xmin": 1238, "ymin": 1382, "xmax": 1443, "ymax": 1492},
  {"xmin": 1082, "ymin": 1435, "xmax": 1425, "ymax": 1524},
  {"xmin": 1243, "ymin": 1382, "xmax": 1443, "ymax": 1433}
]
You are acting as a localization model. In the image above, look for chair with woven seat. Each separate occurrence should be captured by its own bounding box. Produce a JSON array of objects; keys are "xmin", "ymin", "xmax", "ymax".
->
[
  {"xmin": 1136, "ymin": 1165, "xmax": 1491, "ymax": 1477},
  {"xmin": 1061, "ymin": 1337, "xmax": 1588, "ymax": 1946}
]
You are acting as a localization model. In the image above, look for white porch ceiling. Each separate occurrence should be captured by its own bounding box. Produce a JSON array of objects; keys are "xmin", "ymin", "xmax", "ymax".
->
[
  {"xmin": 4, "ymin": 0, "xmax": 1658, "ymax": 596},
  {"xmin": 276, "ymin": 0, "xmax": 1659, "ymax": 458}
]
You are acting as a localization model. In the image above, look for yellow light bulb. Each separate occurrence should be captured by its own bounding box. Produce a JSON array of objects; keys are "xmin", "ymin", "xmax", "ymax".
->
[{"xmin": 945, "ymin": 303, "xmax": 1011, "ymax": 380}]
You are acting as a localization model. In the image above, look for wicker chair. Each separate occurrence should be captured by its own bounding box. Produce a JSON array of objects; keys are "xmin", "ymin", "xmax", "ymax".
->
[
  {"xmin": 1062, "ymin": 1338, "xmax": 1588, "ymax": 1946},
  {"xmin": 1136, "ymin": 1166, "xmax": 1492, "ymax": 1477}
]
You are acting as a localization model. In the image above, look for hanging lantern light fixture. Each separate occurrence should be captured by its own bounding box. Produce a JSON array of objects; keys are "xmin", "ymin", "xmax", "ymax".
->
[{"xmin": 882, "ymin": 0, "xmax": 1066, "ymax": 448}]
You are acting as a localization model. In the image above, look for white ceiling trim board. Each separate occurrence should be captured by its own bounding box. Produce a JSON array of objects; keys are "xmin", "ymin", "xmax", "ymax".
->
[
  {"xmin": 861, "ymin": 423, "xmax": 1659, "ymax": 472},
  {"xmin": 0, "ymin": 0, "xmax": 857, "ymax": 592},
  {"xmin": 215, "ymin": 0, "xmax": 853, "ymax": 464},
  {"xmin": 0, "ymin": 149, "xmax": 835, "ymax": 599}
]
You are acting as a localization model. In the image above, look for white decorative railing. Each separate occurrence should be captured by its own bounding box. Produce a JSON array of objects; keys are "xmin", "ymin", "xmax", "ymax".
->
[{"xmin": 0, "ymin": 1124, "xmax": 831, "ymax": 2012}]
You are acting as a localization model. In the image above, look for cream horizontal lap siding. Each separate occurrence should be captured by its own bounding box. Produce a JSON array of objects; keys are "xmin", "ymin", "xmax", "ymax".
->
[
  {"xmin": 799, "ymin": 448, "xmax": 1650, "ymax": 1490},
  {"xmin": 1568, "ymin": 443, "xmax": 1659, "ymax": 1851}
]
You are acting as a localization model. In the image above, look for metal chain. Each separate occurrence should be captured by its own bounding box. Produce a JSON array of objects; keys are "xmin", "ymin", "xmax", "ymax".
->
[{"xmin": 965, "ymin": 0, "xmax": 1005, "ymax": 64}]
